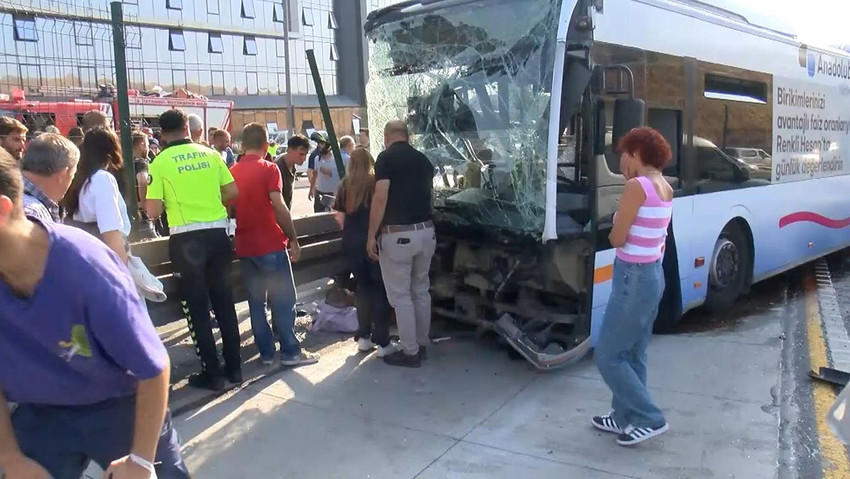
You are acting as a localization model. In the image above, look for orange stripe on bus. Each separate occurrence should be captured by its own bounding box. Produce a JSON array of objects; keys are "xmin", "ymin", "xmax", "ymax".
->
[{"xmin": 594, "ymin": 264, "xmax": 613, "ymax": 284}]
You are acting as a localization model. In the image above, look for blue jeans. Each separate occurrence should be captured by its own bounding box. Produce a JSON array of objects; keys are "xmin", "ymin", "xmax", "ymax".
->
[
  {"xmin": 12, "ymin": 395, "xmax": 189, "ymax": 479},
  {"xmin": 240, "ymin": 250, "xmax": 300, "ymax": 360},
  {"xmin": 595, "ymin": 258, "xmax": 666, "ymax": 429}
]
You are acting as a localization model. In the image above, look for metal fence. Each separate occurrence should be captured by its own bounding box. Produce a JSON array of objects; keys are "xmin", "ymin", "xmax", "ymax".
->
[
  {"xmin": 0, "ymin": 1, "xmax": 133, "ymax": 126},
  {"xmin": 0, "ymin": 1, "xmax": 142, "ymax": 216}
]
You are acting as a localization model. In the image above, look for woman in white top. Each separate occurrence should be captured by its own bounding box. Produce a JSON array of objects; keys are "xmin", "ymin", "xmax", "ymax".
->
[{"xmin": 62, "ymin": 128, "xmax": 131, "ymax": 264}]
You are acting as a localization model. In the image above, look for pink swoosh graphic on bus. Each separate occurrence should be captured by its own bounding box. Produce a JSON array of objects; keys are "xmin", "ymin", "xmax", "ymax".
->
[{"xmin": 779, "ymin": 212, "xmax": 850, "ymax": 229}]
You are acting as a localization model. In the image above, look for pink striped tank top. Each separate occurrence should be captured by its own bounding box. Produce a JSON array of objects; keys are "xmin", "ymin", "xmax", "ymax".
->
[{"xmin": 615, "ymin": 176, "xmax": 673, "ymax": 264}]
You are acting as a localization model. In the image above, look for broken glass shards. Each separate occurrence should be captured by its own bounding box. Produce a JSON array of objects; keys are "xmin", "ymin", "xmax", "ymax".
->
[{"xmin": 366, "ymin": 0, "xmax": 563, "ymax": 235}]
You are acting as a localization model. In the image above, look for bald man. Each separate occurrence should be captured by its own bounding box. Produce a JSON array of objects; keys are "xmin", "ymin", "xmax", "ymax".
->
[
  {"xmin": 82, "ymin": 110, "xmax": 111, "ymax": 133},
  {"xmin": 367, "ymin": 120, "xmax": 436, "ymax": 368}
]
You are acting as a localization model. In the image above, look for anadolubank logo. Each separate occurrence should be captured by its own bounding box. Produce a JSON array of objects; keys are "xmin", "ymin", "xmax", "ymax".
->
[
  {"xmin": 798, "ymin": 45, "xmax": 816, "ymax": 77},
  {"xmin": 798, "ymin": 44, "xmax": 850, "ymax": 80}
]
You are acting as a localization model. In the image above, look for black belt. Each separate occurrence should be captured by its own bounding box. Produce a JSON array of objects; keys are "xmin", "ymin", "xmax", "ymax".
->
[{"xmin": 381, "ymin": 220, "xmax": 434, "ymax": 234}]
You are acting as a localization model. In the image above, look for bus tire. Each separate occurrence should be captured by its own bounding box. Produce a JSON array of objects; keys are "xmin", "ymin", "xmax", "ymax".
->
[{"xmin": 703, "ymin": 221, "xmax": 751, "ymax": 313}]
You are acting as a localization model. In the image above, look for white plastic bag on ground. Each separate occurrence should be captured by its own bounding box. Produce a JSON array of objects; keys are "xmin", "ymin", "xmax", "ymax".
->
[
  {"xmin": 127, "ymin": 254, "xmax": 167, "ymax": 303},
  {"xmin": 311, "ymin": 302, "xmax": 358, "ymax": 333}
]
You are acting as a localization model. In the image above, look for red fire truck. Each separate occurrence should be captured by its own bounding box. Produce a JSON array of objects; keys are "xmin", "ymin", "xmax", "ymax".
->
[{"xmin": 0, "ymin": 88, "xmax": 233, "ymax": 137}]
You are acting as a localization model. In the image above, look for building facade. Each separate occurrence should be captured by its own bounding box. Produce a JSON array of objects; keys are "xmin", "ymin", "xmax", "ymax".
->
[{"xmin": 0, "ymin": 0, "xmax": 405, "ymax": 139}]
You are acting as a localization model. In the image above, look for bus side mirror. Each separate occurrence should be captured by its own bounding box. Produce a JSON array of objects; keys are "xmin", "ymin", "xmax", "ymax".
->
[{"xmin": 612, "ymin": 98, "xmax": 645, "ymax": 148}]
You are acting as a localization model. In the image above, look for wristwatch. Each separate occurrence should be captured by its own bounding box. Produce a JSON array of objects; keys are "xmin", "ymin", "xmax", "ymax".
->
[{"xmin": 128, "ymin": 453, "xmax": 156, "ymax": 475}]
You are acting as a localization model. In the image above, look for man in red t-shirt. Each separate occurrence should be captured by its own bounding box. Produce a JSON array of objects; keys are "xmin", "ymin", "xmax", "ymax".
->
[{"xmin": 229, "ymin": 123, "xmax": 319, "ymax": 367}]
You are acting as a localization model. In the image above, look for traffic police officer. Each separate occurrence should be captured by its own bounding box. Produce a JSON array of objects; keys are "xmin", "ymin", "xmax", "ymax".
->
[{"xmin": 145, "ymin": 109, "xmax": 242, "ymax": 391}]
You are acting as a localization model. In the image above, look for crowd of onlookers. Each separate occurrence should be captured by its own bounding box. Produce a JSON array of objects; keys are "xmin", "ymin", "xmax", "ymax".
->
[
  {"xmin": 0, "ymin": 104, "xmax": 444, "ymax": 476},
  {"xmin": 0, "ymin": 108, "xmax": 440, "ymax": 375}
]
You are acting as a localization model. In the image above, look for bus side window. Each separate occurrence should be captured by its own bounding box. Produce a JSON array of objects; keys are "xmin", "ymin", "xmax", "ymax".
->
[
  {"xmin": 648, "ymin": 108, "xmax": 682, "ymax": 188},
  {"xmin": 696, "ymin": 146, "xmax": 739, "ymax": 186},
  {"xmin": 693, "ymin": 62, "xmax": 773, "ymax": 190}
]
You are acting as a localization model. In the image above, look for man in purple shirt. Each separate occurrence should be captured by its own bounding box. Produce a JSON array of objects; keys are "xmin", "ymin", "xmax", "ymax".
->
[{"xmin": 0, "ymin": 149, "xmax": 188, "ymax": 478}]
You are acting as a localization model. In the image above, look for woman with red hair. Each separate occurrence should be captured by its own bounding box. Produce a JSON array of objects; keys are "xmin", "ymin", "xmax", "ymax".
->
[{"xmin": 591, "ymin": 127, "xmax": 674, "ymax": 446}]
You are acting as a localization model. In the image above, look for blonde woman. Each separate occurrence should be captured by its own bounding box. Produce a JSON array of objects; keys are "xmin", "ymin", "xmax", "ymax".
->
[{"xmin": 333, "ymin": 147, "xmax": 396, "ymax": 357}]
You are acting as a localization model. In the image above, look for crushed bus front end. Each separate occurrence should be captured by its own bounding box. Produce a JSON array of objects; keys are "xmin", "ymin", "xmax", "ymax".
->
[{"xmin": 365, "ymin": 0, "xmax": 595, "ymax": 369}]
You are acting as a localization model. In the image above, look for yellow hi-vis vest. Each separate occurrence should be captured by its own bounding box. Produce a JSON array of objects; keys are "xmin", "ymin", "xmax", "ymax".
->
[{"xmin": 146, "ymin": 140, "xmax": 234, "ymax": 228}]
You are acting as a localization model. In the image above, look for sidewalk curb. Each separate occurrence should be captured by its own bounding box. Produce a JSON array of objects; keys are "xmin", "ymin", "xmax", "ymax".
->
[
  {"xmin": 815, "ymin": 260, "xmax": 850, "ymax": 371},
  {"xmin": 807, "ymin": 260, "xmax": 850, "ymax": 478}
]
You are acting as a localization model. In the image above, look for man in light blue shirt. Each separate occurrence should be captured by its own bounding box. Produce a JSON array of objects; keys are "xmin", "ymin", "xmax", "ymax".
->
[{"xmin": 314, "ymin": 144, "xmax": 350, "ymax": 212}]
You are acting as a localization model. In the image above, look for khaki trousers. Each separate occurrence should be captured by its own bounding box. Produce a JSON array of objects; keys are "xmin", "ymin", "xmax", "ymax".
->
[{"xmin": 378, "ymin": 227, "xmax": 436, "ymax": 355}]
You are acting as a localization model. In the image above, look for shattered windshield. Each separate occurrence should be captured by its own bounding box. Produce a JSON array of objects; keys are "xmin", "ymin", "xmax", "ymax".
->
[{"xmin": 366, "ymin": 0, "xmax": 562, "ymax": 235}]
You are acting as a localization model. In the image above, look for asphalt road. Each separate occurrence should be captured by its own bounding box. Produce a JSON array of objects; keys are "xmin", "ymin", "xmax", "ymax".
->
[
  {"xmin": 289, "ymin": 176, "xmax": 316, "ymax": 218},
  {"xmin": 172, "ymin": 253, "xmax": 850, "ymax": 478},
  {"xmin": 173, "ymin": 274, "xmax": 788, "ymax": 478},
  {"xmin": 670, "ymin": 248, "xmax": 850, "ymax": 479},
  {"xmin": 82, "ymin": 233, "xmax": 850, "ymax": 478},
  {"xmin": 774, "ymin": 249, "xmax": 850, "ymax": 479}
]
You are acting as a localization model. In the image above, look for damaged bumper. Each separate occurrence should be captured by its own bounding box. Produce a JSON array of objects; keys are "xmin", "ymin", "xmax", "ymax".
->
[{"xmin": 495, "ymin": 313, "xmax": 591, "ymax": 370}]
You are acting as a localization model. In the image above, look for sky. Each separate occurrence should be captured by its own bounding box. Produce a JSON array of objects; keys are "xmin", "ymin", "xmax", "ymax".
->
[{"xmin": 713, "ymin": 0, "xmax": 850, "ymax": 47}]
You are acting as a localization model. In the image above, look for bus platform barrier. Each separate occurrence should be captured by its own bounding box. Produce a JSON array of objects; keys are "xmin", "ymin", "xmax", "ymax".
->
[{"xmin": 131, "ymin": 212, "xmax": 347, "ymax": 325}]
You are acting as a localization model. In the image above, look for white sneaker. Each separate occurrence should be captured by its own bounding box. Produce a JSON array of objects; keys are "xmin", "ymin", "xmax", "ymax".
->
[
  {"xmin": 357, "ymin": 338, "xmax": 376, "ymax": 352},
  {"xmin": 376, "ymin": 342, "xmax": 400, "ymax": 358}
]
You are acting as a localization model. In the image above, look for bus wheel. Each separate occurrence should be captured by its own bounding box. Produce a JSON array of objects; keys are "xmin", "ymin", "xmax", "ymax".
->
[{"xmin": 704, "ymin": 222, "xmax": 751, "ymax": 313}]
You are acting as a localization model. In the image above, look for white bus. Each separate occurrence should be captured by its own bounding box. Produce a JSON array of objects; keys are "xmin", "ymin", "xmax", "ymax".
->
[{"xmin": 364, "ymin": 0, "xmax": 850, "ymax": 369}]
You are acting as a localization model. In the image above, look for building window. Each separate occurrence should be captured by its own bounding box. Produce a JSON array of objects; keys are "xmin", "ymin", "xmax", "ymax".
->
[
  {"xmin": 78, "ymin": 66, "xmax": 97, "ymax": 88},
  {"xmin": 273, "ymin": 3, "xmax": 285, "ymax": 23},
  {"xmin": 169, "ymin": 30, "xmax": 186, "ymax": 51},
  {"xmin": 125, "ymin": 25, "xmax": 142, "ymax": 49},
  {"xmin": 74, "ymin": 22, "xmax": 93, "ymax": 46},
  {"xmin": 330, "ymin": 44, "xmax": 339, "ymax": 61},
  {"xmin": 13, "ymin": 16, "xmax": 37, "ymax": 42},
  {"xmin": 208, "ymin": 33, "xmax": 223, "ymax": 53},
  {"xmin": 247, "ymin": 72, "xmax": 259, "ymax": 95},
  {"xmin": 278, "ymin": 73, "xmax": 287, "ymax": 93},
  {"xmin": 328, "ymin": 12, "xmax": 338, "ymax": 29},
  {"xmin": 241, "ymin": 0, "xmax": 255, "ymax": 19},
  {"xmin": 173, "ymin": 70, "xmax": 187, "ymax": 90},
  {"xmin": 275, "ymin": 39, "xmax": 286, "ymax": 58},
  {"xmin": 207, "ymin": 0, "xmax": 219, "ymax": 14},
  {"xmin": 19, "ymin": 64, "xmax": 40, "ymax": 92},
  {"xmin": 128, "ymin": 68, "xmax": 145, "ymax": 90},
  {"xmin": 212, "ymin": 71, "xmax": 225, "ymax": 95},
  {"xmin": 166, "ymin": 0, "xmax": 182, "ymax": 10},
  {"xmin": 302, "ymin": 7, "xmax": 313, "ymax": 26},
  {"xmin": 243, "ymin": 36, "xmax": 258, "ymax": 56}
]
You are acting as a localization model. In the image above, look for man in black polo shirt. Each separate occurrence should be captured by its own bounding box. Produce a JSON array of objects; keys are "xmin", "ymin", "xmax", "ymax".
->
[{"xmin": 367, "ymin": 120, "xmax": 436, "ymax": 368}]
